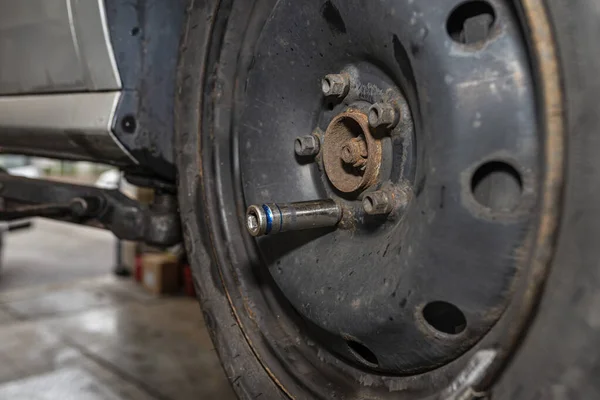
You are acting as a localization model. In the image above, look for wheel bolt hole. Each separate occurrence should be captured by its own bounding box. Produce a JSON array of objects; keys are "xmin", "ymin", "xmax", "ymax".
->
[
  {"xmin": 422, "ymin": 301, "xmax": 467, "ymax": 335},
  {"xmin": 471, "ymin": 161, "xmax": 523, "ymax": 213},
  {"xmin": 346, "ymin": 339, "xmax": 379, "ymax": 367},
  {"xmin": 447, "ymin": 1, "xmax": 496, "ymax": 45}
]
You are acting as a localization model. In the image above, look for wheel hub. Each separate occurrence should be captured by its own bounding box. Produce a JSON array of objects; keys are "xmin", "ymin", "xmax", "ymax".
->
[{"xmin": 323, "ymin": 110, "xmax": 382, "ymax": 193}]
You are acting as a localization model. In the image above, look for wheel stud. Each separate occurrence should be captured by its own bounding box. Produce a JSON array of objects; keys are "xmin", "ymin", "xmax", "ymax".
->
[
  {"xmin": 294, "ymin": 134, "xmax": 320, "ymax": 157},
  {"xmin": 246, "ymin": 199, "xmax": 342, "ymax": 237},
  {"xmin": 368, "ymin": 102, "xmax": 399, "ymax": 130},
  {"xmin": 363, "ymin": 191, "xmax": 393, "ymax": 215},
  {"xmin": 341, "ymin": 137, "xmax": 368, "ymax": 168},
  {"xmin": 322, "ymin": 74, "xmax": 350, "ymax": 99}
]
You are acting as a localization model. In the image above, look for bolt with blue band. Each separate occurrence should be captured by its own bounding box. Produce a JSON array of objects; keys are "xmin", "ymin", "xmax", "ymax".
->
[
  {"xmin": 245, "ymin": 200, "xmax": 342, "ymax": 238},
  {"xmin": 262, "ymin": 204, "xmax": 274, "ymax": 234}
]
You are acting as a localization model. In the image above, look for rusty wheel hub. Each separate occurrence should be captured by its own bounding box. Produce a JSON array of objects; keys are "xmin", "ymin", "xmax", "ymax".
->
[{"xmin": 323, "ymin": 110, "xmax": 383, "ymax": 194}]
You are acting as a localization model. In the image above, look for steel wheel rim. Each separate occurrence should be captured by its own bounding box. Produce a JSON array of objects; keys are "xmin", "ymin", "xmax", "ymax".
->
[{"xmin": 194, "ymin": 0, "xmax": 564, "ymax": 397}]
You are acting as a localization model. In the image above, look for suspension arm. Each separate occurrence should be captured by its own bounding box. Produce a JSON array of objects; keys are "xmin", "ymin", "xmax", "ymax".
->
[{"xmin": 0, "ymin": 174, "xmax": 181, "ymax": 247}]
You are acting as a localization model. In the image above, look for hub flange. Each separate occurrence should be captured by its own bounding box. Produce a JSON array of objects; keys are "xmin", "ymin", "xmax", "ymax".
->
[{"xmin": 322, "ymin": 110, "xmax": 383, "ymax": 194}]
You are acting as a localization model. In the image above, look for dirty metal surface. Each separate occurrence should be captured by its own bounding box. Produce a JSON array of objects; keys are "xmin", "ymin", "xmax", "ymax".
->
[
  {"xmin": 237, "ymin": 0, "xmax": 539, "ymax": 374},
  {"xmin": 187, "ymin": 0, "xmax": 562, "ymax": 397},
  {"xmin": 323, "ymin": 110, "xmax": 382, "ymax": 193},
  {"xmin": 104, "ymin": 0, "xmax": 186, "ymax": 181},
  {"xmin": 0, "ymin": 175, "xmax": 181, "ymax": 247}
]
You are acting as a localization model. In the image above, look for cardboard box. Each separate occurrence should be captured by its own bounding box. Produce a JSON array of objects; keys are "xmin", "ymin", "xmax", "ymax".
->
[{"xmin": 142, "ymin": 253, "xmax": 179, "ymax": 295}]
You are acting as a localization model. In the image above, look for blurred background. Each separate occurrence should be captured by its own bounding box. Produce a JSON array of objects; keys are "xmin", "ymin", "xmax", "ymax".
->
[
  {"xmin": 0, "ymin": 155, "xmax": 235, "ymax": 400},
  {"xmin": 1, "ymin": 157, "xmax": 116, "ymax": 290}
]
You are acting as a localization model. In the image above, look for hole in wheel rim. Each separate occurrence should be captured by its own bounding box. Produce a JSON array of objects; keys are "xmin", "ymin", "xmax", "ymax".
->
[
  {"xmin": 422, "ymin": 301, "xmax": 467, "ymax": 335},
  {"xmin": 471, "ymin": 161, "xmax": 523, "ymax": 212},
  {"xmin": 346, "ymin": 339, "xmax": 379, "ymax": 367},
  {"xmin": 447, "ymin": 1, "xmax": 496, "ymax": 45}
]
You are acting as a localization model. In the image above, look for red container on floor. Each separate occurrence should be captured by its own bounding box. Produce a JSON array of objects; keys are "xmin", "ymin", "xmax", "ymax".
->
[
  {"xmin": 134, "ymin": 255, "xmax": 143, "ymax": 282},
  {"xmin": 183, "ymin": 265, "xmax": 196, "ymax": 297}
]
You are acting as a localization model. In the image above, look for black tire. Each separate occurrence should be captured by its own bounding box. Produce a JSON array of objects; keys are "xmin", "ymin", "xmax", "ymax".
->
[{"xmin": 175, "ymin": 0, "xmax": 600, "ymax": 399}]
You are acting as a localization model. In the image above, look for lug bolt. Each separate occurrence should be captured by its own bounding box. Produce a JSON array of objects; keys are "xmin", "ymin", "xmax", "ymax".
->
[
  {"xmin": 341, "ymin": 137, "xmax": 368, "ymax": 168},
  {"xmin": 246, "ymin": 199, "xmax": 342, "ymax": 237},
  {"xmin": 295, "ymin": 134, "xmax": 320, "ymax": 157},
  {"xmin": 322, "ymin": 74, "xmax": 350, "ymax": 99},
  {"xmin": 363, "ymin": 191, "xmax": 393, "ymax": 215},
  {"xmin": 368, "ymin": 103, "xmax": 399, "ymax": 130}
]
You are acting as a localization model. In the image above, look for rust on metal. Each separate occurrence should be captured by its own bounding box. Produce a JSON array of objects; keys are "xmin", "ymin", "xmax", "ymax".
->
[
  {"xmin": 322, "ymin": 110, "xmax": 383, "ymax": 194},
  {"xmin": 341, "ymin": 137, "xmax": 368, "ymax": 168}
]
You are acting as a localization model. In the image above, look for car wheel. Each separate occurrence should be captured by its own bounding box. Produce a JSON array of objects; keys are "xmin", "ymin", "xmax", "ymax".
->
[{"xmin": 176, "ymin": 0, "xmax": 600, "ymax": 398}]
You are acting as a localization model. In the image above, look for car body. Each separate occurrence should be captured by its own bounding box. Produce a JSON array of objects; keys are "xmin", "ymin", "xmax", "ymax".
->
[{"xmin": 0, "ymin": 0, "xmax": 185, "ymax": 182}]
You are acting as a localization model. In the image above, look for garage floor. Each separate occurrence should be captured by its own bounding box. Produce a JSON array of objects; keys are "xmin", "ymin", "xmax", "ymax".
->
[
  {"xmin": 0, "ymin": 220, "xmax": 236, "ymax": 400},
  {"xmin": 1, "ymin": 219, "xmax": 116, "ymax": 290}
]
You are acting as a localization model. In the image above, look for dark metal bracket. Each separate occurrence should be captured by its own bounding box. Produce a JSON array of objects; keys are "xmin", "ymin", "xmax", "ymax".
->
[{"xmin": 0, "ymin": 175, "xmax": 181, "ymax": 247}]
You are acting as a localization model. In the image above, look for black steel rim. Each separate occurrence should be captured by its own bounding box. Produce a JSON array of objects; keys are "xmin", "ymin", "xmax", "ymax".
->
[{"xmin": 197, "ymin": 0, "xmax": 563, "ymax": 397}]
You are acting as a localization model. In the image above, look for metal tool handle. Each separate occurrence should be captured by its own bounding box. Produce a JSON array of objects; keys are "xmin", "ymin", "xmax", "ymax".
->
[{"xmin": 246, "ymin": 199, "xmax": 342, "ymax": 237}]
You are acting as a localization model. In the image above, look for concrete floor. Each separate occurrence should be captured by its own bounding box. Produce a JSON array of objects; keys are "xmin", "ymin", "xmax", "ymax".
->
[
  {"xmin": 2, "ymin": 219, "xmax": 115, "ymax": 290},
  {"xmin": 0, "ymin": 220, "xmax": 236, "ymax": 400}
]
